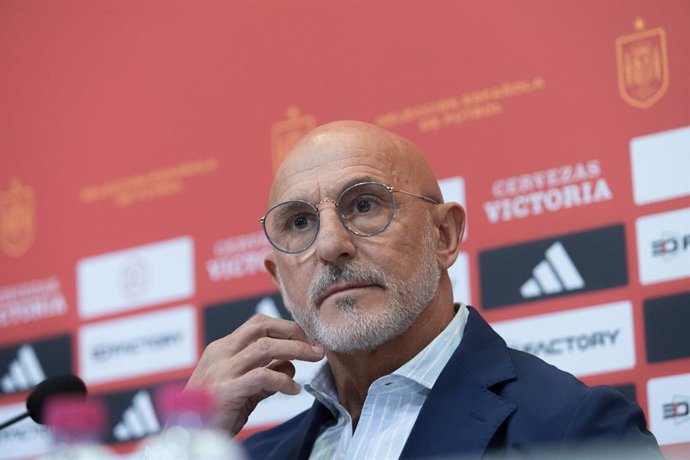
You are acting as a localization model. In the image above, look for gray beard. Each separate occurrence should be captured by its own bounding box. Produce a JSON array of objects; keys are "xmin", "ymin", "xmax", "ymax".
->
[{"xmin": 277, "ymin": 230, "xmax": 441, "ymax": 353}]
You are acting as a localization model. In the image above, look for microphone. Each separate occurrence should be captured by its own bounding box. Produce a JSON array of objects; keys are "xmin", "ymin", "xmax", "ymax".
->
[{"xmin": 0, "ymin": 374, "xmax": 87, "ymax": 430}]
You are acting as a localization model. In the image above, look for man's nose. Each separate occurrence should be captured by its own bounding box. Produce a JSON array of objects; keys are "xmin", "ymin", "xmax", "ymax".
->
[{"xmin": 314, "ymin": 206, "xmax": 357, "ymax": 263}]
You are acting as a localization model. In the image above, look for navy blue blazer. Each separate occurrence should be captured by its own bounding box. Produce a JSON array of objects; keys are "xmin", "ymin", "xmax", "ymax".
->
[{"xmin": 243, "ymin": 306, "xmax": 661, "ymax": 459}]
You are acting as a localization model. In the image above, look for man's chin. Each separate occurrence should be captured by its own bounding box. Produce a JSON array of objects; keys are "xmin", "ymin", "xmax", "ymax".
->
[
  {"xmin": 309, "ymin": 317, "xmax": 400, "ymax": 354},
  {"xmin": 316, "ymin": 335, "xmax": 389, "ymax": 355}
]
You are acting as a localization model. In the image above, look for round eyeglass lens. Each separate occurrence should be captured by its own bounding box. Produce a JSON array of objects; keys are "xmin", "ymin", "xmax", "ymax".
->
[
  {"xmin": 338, "ymin": 182, "xmax": 394, "ymax": 236},
  {"xmin": 264, "ymin": 201, "xmax": 318, "ymax": 253}
]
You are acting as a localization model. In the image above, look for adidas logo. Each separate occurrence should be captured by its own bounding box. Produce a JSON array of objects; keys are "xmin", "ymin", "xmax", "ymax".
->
[
  {"xmin": 113, "ymin": 390, "xmax": 161, "ymax": 441},
  {"xmin": 1, "ymin": 345, "xmax": 47, "ymax": 394},
  {"xmin": 520, "ymin": 242, "xmax": 585, "ymax": 298},
  {"xmin": 480, "ymin": 225, "xmax": 627, "ymax": 310}
]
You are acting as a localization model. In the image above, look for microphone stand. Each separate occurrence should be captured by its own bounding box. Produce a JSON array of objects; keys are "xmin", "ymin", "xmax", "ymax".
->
[{"xmin": 0, "ymin": 412, "xmax": 29, "ymax": 430}]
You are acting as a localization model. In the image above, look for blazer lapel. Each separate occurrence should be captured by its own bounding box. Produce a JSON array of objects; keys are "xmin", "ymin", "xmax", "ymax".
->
[
  {"xmin": 267, "ymin": 401, "xmax": 334, "ymax": 460},
  {"xmin": 400, "ymin": 306, "xmax": 517, "ymax": 459}
]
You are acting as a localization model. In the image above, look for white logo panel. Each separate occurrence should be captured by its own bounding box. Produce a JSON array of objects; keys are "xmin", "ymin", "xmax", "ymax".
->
[
  {"xmin": 636, "ymin": 207, "xmax": 690, "ymax": 285},
  {"xmin": 79, "ymin": 306, "xmax": 197, "ymax": 385},
  {"xmin": 77, "ymin": 237, "xmax": 195, "ymax": 318},
  {"xmin": 631, "ymin": 126, "xmax": 690, "ymax": 205},
  {"xmin": 438, "ymin": 176, "xmax": 467, "ymax": 240},
  {"xmin": 648, "ymin": 373, "xmax": 690, "ymax": 446},
  {"xmin": 0, "ymin": 403, "xmax": 52, "ymax": 459},
  {"xmin": 491, "ymin": 301, "xmax": 635, "ymax": 377}
]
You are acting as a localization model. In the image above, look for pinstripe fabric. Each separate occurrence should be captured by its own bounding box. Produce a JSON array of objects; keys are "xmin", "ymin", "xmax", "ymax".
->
[{"xmin": 305, "ymin": 304, "xmax": 469, "ymax": 460}]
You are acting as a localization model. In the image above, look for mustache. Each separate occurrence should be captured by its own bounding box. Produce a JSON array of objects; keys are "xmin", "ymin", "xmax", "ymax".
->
[{"xmin": 307, "ymin": 263, "xmax": 389, "ymax": 307}]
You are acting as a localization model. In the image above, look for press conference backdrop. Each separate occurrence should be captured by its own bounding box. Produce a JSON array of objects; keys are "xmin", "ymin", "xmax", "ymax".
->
[{"xmin": 1, "ymin": 1, "xmax": 689, "ymax": 457}]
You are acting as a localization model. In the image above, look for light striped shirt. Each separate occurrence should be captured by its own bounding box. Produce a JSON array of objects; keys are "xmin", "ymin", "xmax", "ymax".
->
[{"xmin": 305, "ymin": 303, "xmax": 469, "ymax": 460}]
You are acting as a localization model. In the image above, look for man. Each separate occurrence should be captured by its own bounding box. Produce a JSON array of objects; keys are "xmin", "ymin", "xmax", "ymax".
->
[{"xmin": 188, "ymin": 121, "xmax": 661, "ymax": 459}]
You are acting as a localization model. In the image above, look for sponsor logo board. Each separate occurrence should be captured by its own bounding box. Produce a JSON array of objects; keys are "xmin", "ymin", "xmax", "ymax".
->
[
  {"xmin": 0, "ymin": 336, "xmax": 72, "ymax": 395},
  {"xmin": 631, "ymin": 126, "xmax": 690, "ymax": 205},
  {"xmin": 479, "ymin": 225, "xmax": 628, "ymax": 309},
  {"xmin": 79, "ymin": 306, "xmax": 197, "ymax": 385},
  {"xmin": 648, "ymin": 373, "xmax": 690, "ymax": 445},
  {"xmin": 483, "ymin": 160, "xmax": 612, "ymax": 224},
  {"xmin": 0, "ymin": 277, "xmax": 68, "ymax": 328},
  {"xmin": 491, "ymin": 301, "xmax": 635, "ymax": 377},
  {"xmin": 644, "ymin": 291, "xmax": 690, "ymax": 363},
  {"xmin": 77, "ymin": 237, "xmax": 195, "ymax": 318},
  {"xmin": 203, "ymin": 294, "xmax": 323, "ymax": 427},
  {"xmin": 636, "ymin": 207, "xmax": 690, "ymax": 285},
  {"xmin": 0, "ymin": 403, "xmax": 52, "ymax": 459}
]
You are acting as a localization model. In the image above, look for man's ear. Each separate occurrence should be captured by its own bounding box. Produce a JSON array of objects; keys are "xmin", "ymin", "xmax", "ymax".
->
[
  {"xmin": 433, "ymin": 202, "xmax": 466, "ymax": 270},
  {"xmin": 264, "ymin": 253, "xmax": 279, "ymax": 286}
]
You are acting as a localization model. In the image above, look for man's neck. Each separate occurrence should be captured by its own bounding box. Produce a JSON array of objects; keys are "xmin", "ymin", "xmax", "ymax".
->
[{"xmin": 324, "ymin": 288, "xmax": 456, "ymax": 428}]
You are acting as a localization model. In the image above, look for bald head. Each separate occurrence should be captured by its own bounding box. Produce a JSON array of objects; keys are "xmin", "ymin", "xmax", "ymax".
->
[{"xmin": 269, "ymin": 121, "xmax": 442, "ymax": 205}]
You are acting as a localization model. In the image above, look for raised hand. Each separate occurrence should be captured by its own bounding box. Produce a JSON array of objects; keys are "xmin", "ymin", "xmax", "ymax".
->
[{"xmin": 186, "ymin": 314, "xmax": 325, "ymax": 435}]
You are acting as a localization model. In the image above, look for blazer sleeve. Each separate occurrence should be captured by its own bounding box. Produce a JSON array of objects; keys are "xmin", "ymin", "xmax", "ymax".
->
[{"xmin": 558, "ymin": 385, "xmax": 663, "ymax": 459}]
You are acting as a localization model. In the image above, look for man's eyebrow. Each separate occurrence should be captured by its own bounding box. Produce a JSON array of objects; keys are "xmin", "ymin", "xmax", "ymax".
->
[{"xmin": 338, "ymin": 176, "xmax": 382, "ymax": 192}]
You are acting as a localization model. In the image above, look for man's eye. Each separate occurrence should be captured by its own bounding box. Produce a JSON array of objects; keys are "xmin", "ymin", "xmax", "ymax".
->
[
  {"xmin": 288, "ymin": 214, "xmax": 312, "ymax": 230},
  {"xmin": 351, "ymin": 195, "xmax": 380, "ymax": 214},
  {"xmin": 356, "ymin": 198, "xmax": 372, "ymax": 213}
]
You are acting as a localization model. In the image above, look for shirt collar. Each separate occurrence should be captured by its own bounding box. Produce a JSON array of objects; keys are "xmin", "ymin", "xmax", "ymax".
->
[
  {"xmin": 306, "ymin": 303, "xmax": 469, "ymax": 410},
  {"xmin": 393, "ymin": 302, "xmax": 468, "ymax": 389}
]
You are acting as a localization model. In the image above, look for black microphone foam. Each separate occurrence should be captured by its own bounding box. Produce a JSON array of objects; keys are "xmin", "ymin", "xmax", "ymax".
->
[{"xmin": 26, "ymin": 374, "xmax": 87, "ymax": 424}]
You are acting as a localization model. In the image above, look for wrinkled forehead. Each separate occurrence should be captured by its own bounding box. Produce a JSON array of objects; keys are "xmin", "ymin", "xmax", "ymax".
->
[{"xmin": 269, "ymin": 132, "xmax": 406, "ymax": 204}]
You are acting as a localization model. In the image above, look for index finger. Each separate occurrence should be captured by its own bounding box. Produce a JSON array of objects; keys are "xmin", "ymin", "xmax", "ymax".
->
[{"xmin": 229, "ymin": 314, "xmax": 311, "ymax": 349}]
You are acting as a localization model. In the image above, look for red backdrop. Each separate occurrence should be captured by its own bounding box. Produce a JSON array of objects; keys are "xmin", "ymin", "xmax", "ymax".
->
[{"xmin": 1, "ymin": 1, "xmax": 689, "ymax": 458}]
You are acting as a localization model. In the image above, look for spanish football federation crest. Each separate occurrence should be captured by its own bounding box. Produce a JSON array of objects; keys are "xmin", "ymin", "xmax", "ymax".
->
[
  {"xmin": 616, "ymin": 19, "xmax": 669, "ymax": 109},
  {"xmin": 270, "ymin": 106, "xmax": 316, "ymax": 172},
  {"xmin": 0, "ymin": 179, "xmax": 36, "ymax": 257}
]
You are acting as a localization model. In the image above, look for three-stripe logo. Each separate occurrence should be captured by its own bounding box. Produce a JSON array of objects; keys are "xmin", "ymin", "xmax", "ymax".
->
[
  {"xmin": 520, "ymin": 242, "xmax": 585, "ymax": 298},
  {"xmin": 479, "ymin": 224, "xmax": 628, "ymax": 309},
  {"xmin": 113, "ymin": 390, "xmax": 161, "ymax": 441},
  {"xmin": 0, "ymin": 345, "xmax": 46, "ymax": 394}
]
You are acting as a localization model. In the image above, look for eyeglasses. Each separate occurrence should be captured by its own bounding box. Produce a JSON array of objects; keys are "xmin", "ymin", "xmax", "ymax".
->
[{"xmin": 259, "ymin": 181, "xmax": 439, "ymax": 254}]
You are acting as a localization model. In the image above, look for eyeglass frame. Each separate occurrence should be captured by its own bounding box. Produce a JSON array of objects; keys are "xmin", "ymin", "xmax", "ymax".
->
[{"xmin": 259, "ymin": 181, "xmax": 440, "ymax": 254}]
